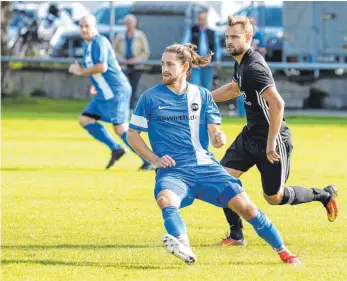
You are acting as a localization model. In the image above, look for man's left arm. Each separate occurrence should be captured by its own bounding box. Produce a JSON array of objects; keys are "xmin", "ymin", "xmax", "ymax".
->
[
  {"xmin": 251, "ymin": 62, "xmax": 282, "ymax": 163},
  {"xmin": 208, "ymin": 123, "xmax": 226, "ymax": 148},
  {"xmin": 205, "ymin": 89, "xmax": 225, "ymax": 148},
  {"xmin": 136, "ymin": 31, "xmax": 150, "ymax": 61},
  {"xmin": 262, "ymin": 86, "xmax": 284, "ymax": 163}
]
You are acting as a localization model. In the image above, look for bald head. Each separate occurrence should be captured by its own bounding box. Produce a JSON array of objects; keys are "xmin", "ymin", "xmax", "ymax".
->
[
  {"xmin": 79, "ymin": 14, "xmax": 98, "ymax": 41},
  {"xmin": 124, "ymin": 14, "xmax": 137, "ymax": 32}
]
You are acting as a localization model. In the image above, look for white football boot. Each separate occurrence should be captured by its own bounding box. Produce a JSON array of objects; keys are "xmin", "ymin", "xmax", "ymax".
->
[{"xmin": 163, "ymin": 234, "xmax": 197, "ymax": 264}]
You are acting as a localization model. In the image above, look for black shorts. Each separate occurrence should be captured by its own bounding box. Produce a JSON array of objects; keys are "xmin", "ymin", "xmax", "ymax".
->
[{"xmin": 220, "ymin": 130, "xmax": 293, "ymax": 196}]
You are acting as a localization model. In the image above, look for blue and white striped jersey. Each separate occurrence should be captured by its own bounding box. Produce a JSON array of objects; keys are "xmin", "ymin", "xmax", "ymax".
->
[
  {"xmin": 129, "ymin": 83, "xmax": 222, "ymax": 166},
  {"xmin": 82, "ymin": 33, "xmax": 130, "ymax": 100}
]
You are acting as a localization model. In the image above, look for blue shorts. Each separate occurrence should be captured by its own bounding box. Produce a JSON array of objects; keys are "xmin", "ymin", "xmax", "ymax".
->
[
  {"xmin": 154, "ymin": 162, "xmax": 243, "ymax": 208},
  {"xmin": 82, "ymin": 86, "xmax": 131, "ymax": 125}
]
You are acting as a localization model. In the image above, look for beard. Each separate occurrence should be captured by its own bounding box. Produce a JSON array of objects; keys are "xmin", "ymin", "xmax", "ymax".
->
[
  {"xmin": 227, "ymin": 45, "xmax": 245, "ymax": 56},
  {"xmin": 161, "ymin": 73, "xmax": 178, "ymax": 85}
]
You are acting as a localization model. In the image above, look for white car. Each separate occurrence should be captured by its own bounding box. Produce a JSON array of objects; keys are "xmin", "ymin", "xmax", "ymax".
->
[{"xmin": 37, "ymin": 2, "xmax": 90, "ymax": 42}]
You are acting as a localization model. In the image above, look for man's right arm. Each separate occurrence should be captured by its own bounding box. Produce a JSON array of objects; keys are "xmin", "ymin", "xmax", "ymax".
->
[
  {"xmin": 112, "ymin": 37, "xmax": 125, "ymax": 61},
  {"xmin": 182, "ymin": 27, "xmax": 192, "ymax": 44},
  {"xmin": 127, "ymin": 129, "xmax": 159, "ymax": 164},
  {"xmin": 212, "ymin": 80, "xmax": 240, "ymax": 102},
  {"xmin": 127, "ymin": 129, "xmax": 176, "ymax": 168}
]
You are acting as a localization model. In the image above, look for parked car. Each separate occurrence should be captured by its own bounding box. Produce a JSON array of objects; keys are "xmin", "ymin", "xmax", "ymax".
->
[
  {"xmin": 48, "ymin": 24, "xmax": 126, "ymax": 58},
  {"xmin": 236, "ymin": 3, "xmax": 283, "ymax": 62},
  {"xmin": 217, "ymin": 3, "xmax": 283, "ymax": 61},
  {"xmin": 58, "ymin": 2, "xmax": 90, "ymax": 23},
  {"xmin": 94, "ymin": 1, "xmax": 133, "ymax": 26}
]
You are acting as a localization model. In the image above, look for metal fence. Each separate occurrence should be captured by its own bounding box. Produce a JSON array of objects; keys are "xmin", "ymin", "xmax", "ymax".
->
[{"xmin": 2, "ymin": 56, "xmax": 347, "ymax": 78}]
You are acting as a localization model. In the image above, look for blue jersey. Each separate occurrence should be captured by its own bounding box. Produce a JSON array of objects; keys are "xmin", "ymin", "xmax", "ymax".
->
[
  {"xmin": 82, "ymin": 33, "xmax": 130, "ymax": 101},
  {"xmin": 129, "ymin": 83, "xmax": 222, "ymax": 166}
]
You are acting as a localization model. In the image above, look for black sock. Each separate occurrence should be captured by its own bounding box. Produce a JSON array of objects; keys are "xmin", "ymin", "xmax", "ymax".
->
[
  {"xmin": 223, "ymin": 208, "xmax": 244, "ymax": 240},
  {"xmin": 280, "ymin": 186, "xmax": 331, "ymax": 205}
]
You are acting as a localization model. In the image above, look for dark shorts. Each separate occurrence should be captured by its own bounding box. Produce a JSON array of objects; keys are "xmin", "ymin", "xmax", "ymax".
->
[{"xmin": 220, "ymin": 130, "xmax": 293, "ymax": 196}]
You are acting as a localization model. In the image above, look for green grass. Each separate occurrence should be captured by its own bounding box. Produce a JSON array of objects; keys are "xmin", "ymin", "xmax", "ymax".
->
[{"xmin": 2, "ymin": 98, "xmax": 347, "ymax": 281}]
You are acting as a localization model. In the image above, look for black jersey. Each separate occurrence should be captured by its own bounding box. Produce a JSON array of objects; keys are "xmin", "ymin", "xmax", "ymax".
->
[{"xmin": 233, "ymin": 48, "xmax": 291, "ymax": 142}]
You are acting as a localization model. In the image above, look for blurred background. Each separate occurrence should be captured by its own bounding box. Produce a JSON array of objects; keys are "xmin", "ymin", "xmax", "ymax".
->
[{"xmin": 1, "ymin": 1, "xmax": 347, "ymax": 114}]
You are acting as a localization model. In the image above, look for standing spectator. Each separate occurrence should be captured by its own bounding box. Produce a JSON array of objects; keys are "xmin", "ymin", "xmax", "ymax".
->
[
  {"xmin": 248, "ymin": 16, "xmax": 266, "ymax": 57},
  {"xmin": 113, "ymin": 14, "xmax": 150, "ymax": 109},
  {"xmin": 182, "ymin": 10, "xmax": 221, "ymax": 90}
]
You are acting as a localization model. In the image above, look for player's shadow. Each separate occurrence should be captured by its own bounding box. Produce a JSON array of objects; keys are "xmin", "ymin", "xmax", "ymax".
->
[
  {"xmin": 2, "ymin": 244, "xmax": 161, "ymax": 250},
  {"xmin": 2, "ymin": 244, "xmax": 181, "ymax": 269},
  {"xmin": 1, "ymin": 167, "xmax": 125, "ymax": 172},
  {"xmin": 1, "ymin": 259, "xmax": 180, "ymax": 269},
  {"xmin": 225, "ymin": 260, "xmax": 280, "ymax": 266}
]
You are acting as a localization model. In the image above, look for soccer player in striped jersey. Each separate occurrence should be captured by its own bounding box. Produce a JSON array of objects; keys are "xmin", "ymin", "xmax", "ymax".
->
[
  {"xmin": 212, "ymin": 16, "xmax": 338, "ymax": 247},
  {"xmin": 68, "ymin": 14, "xmax": 155, "ymax": 170},
  {"xmin": 127, "ymin": 42, "xmax": 300, "ymax": 265}
]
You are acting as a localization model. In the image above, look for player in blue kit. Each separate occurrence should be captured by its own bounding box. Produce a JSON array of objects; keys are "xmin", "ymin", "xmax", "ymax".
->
[
  {"xmin": 127, "ymin": 43, "xmax": 301, "ymax": 265},
  {"xmin": 68, "ymin": 14, "xmax": 155, "ymax": 171}
]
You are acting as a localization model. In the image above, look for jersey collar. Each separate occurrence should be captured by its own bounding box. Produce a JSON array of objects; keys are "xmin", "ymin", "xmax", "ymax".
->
[{"xmin": 239, "ymin": 48, "xmax": 253, "ymax": 66}]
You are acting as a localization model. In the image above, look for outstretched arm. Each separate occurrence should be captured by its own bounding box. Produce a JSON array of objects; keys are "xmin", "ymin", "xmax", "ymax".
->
[{"xmin": 212, "ymin": 80, "xmax": 240, "ymax": 102}]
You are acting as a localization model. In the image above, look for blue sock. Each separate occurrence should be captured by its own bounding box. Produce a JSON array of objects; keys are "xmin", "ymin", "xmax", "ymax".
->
[
  {"xmin": 84, "ymin": 123, "xmax": 120, "ymax": 151},
  {"xmin": 120, "ymin": 131, "xmax": 150, "ymax": 164},
  {"xmin": 162, "ymin": 206, "xmax": 187, "ymax": 238},
  {"xmin": 247, "ymin": 209, "xmax": 284, "ymax": 250}
]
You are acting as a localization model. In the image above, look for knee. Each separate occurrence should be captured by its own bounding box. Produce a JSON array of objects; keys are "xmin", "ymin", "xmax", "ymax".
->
[
  {"xmin": 79, "ymin": 116, "xmax": 95, "ymax": 127},
  {"xmin": 156, "ymin": 195, "xmax": 172, "ymax": 209},
  {"xmin": 237, "ymin": 204, "xmax": 258, "ymax": 220},
  {"xmin": 227, "ymin": 192, "xmax": 258, "ymax": 220},
  {"xmin": 113, "ymin": 123, "xmax": 128, "ymax": 136},
  {"xmin": 263, "ymin": 193, "xmax": 282, "ymax": 205},
  {"xmin": 225, "ymin": 167, "xmax": 243, "ymax": 178}
]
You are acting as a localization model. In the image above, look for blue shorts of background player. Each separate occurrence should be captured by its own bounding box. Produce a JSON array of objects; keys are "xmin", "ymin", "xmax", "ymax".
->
[
  {"xmin": 82, "ymin": 86, "xmax": 131, "ymax": 125},
  {"xmin": 80, "ymin": 84, "xmax": 154, "ymax": 170}
]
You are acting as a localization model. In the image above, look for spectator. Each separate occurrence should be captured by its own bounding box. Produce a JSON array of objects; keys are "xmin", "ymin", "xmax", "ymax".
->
[
  {"xmin": 113, "ymin": 14, "xmax": 150, "ymax": 109},
  {"xmin": 182, "ymin": 10, "xmax": 221, "ymax": 90},
  {"xmin": 248, "ymin": 16, "xmax": 266, "ymax": 57}
]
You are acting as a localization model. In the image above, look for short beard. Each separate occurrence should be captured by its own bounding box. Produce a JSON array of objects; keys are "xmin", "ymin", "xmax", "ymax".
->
[
  {"xmin": 228, "ymin": 46, "xmax": 245, "ymax": 56},
  {"xmin": 161, "ymin": 75, "xmax": 178, "ymax": 86}
]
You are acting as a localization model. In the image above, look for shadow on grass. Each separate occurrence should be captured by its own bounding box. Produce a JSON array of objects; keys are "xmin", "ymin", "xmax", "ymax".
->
[
  {"xmin": 1, "ymin": 259, "xmax": 180, "ymax": 269},
  {"xmin": 1, "ymin": 167, "xmax": 126, "ymax": 173},
  {"xmin": 1, "ymin": 258, "xmax": 279, "ymax": 268},
  {"xmin": 2, "ymin": 244, "xmax": 161, "ymax": 250}
]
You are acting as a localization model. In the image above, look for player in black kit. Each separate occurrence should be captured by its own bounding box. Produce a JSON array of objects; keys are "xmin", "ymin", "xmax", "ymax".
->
[{"xmin": 212, "ymin": 16, "xmax": 338, "ymax": 246}]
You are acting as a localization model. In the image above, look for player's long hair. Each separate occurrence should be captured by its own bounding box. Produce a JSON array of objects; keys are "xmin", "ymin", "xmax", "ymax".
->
[{"xmin": 164, "ymin": 43, "xmax": 213, "ymax": 80}]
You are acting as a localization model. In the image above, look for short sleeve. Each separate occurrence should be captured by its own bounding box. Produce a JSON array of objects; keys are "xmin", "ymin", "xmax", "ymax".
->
[
  {"xmin": 129, "ymin": 93, "xmax": 150, "ymax": 132},
  {"xmin": 91, "ymin": 37, "xmax": 109, "ymax": 64},
  {"xmin": 205, "ymin": 90, "xmax": 222, "ymax": 125},
  {"xmin": 250, "ymin": 62, "xmax": 275, "ymax": 95}
]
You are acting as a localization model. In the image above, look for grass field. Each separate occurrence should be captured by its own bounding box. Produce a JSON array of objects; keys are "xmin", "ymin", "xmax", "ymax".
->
[{"xmin": 2, "ymin": 98, "xmax": 347, "ymax": 281}]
